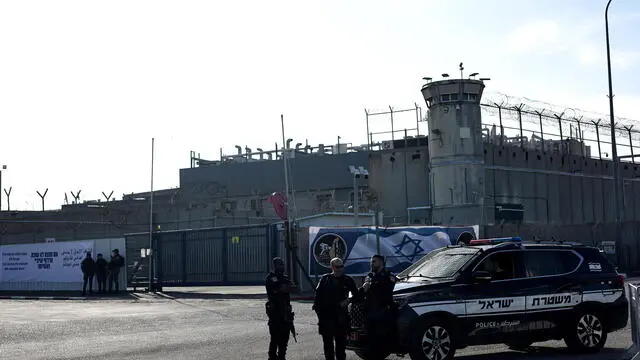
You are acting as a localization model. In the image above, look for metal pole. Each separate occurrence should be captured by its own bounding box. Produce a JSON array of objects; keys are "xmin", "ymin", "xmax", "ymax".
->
[
  {"xmin": 496, "ymin": 104, "xmax": 504, "ymax": 145},
  {"xmin": 415, "ymin": 103, "xmax": 420, "ymax": 137},
  {"xmin": 516, "ymin": 105, "xmax": 524, "ymax": 148},
  {"xmin": 606, "ymin": 0, "xmax": 623, "ymax": 265},
  {"xmin": 389, "ymin": 106, "xmax": 395, "ymax": 142},
  {"xmin": 626, "ymin": 126, "xmax": 635, "ymax": 164},
  {"xmin": 537, "ymin": 110, "xmax": 545, "ymax": 151},
  {"xmin": 4, "ymin": 187, "xmax": 11, "ymax": 211},
  {"xmin": 594, "ymin": 120, "xmax": 603, "ymax": 160},
  {"xmin": 149, "ymin": 137, "xmax": 154, "ymax": 292},
  {"xmin": 353, "ymin": 175, "xmax": 359, "ymax": 225},
  {"xmin": 576, "ymin": 117, "xmax": 584, "ymax": 156},
  {"xmin": 281, "ymin": 114, "xmax": 293, "ymax": 262},
  {"xmin": 365, "ymin": 109, "xmax": 370, "ymax": 150},
  {"xmin": 557, "ymin": 115, "xmax": 564, "ymax": 141},
  {"xmin": 0, "ymin": 165, "xmax": 6, "ymax": 212},
  {"xmin": 375, "ymin": 208, "xmax": 380, "ymax": 254},
  {"xmin": 404, "ymin": 129, "xmax": 409, "ymax": 220}
]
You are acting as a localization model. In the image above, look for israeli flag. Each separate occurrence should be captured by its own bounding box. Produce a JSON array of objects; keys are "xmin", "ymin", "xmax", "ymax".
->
[
  {"xmin": 345, "ymin": 230, "xmax": 452, "ymax": 275},
  {"xmin": 308, "ymin": 226, "xmax": 478, "ymax": 276}
]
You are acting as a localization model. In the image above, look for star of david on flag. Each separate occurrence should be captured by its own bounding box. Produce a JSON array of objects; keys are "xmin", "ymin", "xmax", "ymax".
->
[{"xmin": 392, "ymin": 234, "xmax": 425, "ymax": 262}]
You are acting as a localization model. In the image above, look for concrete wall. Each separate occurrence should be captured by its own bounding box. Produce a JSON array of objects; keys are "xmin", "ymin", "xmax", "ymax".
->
[
  {"xmin": 179, "ymin": 151, "xmax": 370, "ymax": 197},
  {"xmin": 482, "ymin": 142, "xmax": 640, "ymax": 225},
  {"xmin": 369, "ymin": 147, "xmax": 430, "ymax": 221},
  {"xmin": 369, "ymin": 140, "xmax": 640, "ymax": 227}
]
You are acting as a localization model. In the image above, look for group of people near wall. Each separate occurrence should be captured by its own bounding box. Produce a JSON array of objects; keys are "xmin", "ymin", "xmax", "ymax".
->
[{"xmin": 80, "ymin": 249, "xmax": 126, "ymax": 295}]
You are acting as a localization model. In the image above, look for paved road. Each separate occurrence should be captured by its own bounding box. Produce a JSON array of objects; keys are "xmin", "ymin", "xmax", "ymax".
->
[{"xmin": 0, "ymin": 294, "xmax": 632, "ymax": 360}]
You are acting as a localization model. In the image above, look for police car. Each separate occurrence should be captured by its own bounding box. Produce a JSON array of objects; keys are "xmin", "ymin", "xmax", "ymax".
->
[{"xmin": 346, "ymin": 237, "xmax": 629, "ymax": 360}]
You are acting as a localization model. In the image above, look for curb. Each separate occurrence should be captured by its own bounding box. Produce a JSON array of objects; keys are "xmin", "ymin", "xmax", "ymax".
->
[
  {"xmin": 0, "ymin": 295, "xmax": 89, "ymax": 300},
  {"xmin": 0, "ymin": 293, "xmax": 135, "ymax": 301},
  {"xmin": 0, "ymin": 293, "xmax": 315, "ymax": 301}
]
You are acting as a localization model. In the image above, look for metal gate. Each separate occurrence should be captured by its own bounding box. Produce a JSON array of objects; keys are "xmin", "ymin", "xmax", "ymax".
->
[{"xmin": 125, "ymin": 224, "xmax": 276, "ymax": 286}]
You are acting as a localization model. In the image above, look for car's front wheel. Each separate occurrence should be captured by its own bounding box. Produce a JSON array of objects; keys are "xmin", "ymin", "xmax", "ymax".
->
[
  {"xmin": 409, "ymin": 317, "xmax": 456, "ymax": 360},
  {"xmin": 564, "ymin": 310, "xmax": 607, "ymax": 353}
]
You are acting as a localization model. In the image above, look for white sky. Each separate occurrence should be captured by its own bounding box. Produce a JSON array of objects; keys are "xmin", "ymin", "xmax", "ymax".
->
[{"xmin": 0, "ymin": 0, "xmax": 638, "ymax": 210}]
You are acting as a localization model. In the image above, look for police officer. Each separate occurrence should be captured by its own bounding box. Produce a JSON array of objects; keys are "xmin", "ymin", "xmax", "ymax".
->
[
  {"xmin": 265, "ymin": 257, "xmax": 292, "ymax": 360},
  {"xmin": 360, "ymin": 254, "xmax": 396, "ymax": 359},
  {"xmin": 313, "ymin": 257, "xmax": 359, "ymax": 360}
]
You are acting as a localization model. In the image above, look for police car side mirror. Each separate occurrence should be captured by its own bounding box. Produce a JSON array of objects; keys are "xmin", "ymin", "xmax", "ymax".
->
[{"xmin": 472, "ymin": 271, "xmax": 492, "ymax": 283}]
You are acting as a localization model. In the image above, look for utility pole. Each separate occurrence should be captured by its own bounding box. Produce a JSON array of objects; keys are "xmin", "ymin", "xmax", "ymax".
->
[
  {"xmin": 0, "ymin": 165, "xmax": 5, "ymax": 211},
  {"xmin": 605, "ymin": 0, "xmax": 624, "ymax": 266},
  {"xmin": 149, "ymin": 137, "xmax": 155, "ymax": 292}
]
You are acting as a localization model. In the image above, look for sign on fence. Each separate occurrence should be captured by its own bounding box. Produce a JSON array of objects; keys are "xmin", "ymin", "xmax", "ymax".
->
[
  {"xmin": 308, "ymin": 226, "xmax": 479, "ymax": 276},
  {"xmin": 0, "ymin": 241, "xmax": 94, "ymax": 282}
]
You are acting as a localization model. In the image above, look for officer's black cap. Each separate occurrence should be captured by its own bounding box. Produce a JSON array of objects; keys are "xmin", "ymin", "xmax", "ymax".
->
[{"xmin": 273, "ymin": 257, "xmax": 284, "ymax": 266}]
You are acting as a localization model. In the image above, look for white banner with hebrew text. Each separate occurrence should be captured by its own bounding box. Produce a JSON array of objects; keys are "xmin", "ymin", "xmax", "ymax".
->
[{"xmin": 0, "ymin": 241, "xmax": 94, "ymax": 283}]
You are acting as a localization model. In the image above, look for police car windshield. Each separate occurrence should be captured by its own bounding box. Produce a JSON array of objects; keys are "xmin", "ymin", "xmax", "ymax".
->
[{"xmin": 400, "ymin": 247, "xmax": 479, "ymax": 279}]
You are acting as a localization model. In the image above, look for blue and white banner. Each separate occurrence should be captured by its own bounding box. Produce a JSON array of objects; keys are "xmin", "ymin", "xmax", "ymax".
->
[
  {"xmin": 0, "ymin": 241, "xmax": 94, "ymax": 283},
  {"xmin": 308, "ymin": 226, "xmax": 479, "ymax": 276}
]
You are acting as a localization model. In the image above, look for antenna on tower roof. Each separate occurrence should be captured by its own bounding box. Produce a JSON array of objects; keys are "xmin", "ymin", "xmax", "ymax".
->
[{"xmin": 459, "ymin": 62, "xmax": 464, "ymax": 79}]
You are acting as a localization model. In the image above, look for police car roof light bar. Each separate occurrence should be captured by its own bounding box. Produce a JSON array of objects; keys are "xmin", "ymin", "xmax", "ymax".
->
[{"xmin": 469, "ymin": 237, "xmax": 522, "ymax": 245}]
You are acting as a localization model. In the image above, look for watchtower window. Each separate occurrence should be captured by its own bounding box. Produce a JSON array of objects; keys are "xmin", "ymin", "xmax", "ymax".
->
[
  {"xmin": 439, "ymin": 93, "xmax": 458, "ymax": 102},
  {"xmin": 425, "ymin": 97, "xmax": 433, "ymax": 108},
  {"xmin": 464, "ymin": 93, "xmax": 478, "ymax": 101}
]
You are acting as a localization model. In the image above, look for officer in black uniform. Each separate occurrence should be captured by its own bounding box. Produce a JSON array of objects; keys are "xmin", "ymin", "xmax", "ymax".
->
[
  {"xmin": 360, "ymin": 254, "xmax": 396, "ymax": 359},
  {"xmin": 313, "ymin": 257, "xmax": 359, "ymax": 360},
  {"xmin": 265, "ymin": 257, "xmax": 292, "ymax": 360}
]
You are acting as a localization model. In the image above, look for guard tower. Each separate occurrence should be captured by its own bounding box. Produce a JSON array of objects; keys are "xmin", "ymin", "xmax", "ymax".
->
[{"xmin": 421, "ymin": 71, "xmax": 487, "ymax": 226}]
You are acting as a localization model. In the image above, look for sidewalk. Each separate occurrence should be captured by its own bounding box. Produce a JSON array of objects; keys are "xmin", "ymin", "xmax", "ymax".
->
[
  {"xmin": 0, "ymin": 286, "xmax": 316, "ymax": 301},
  {"xmin": 158, "ymin": 285, "xmax": 315, "ymax": 301},
  {"xmin": 0, "ymin": 290, "xmax": 133, "ymax": 300}
]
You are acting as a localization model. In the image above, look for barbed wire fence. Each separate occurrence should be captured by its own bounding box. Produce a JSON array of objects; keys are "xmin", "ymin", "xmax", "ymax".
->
[{"xmin": 480, "ymin": 92, "xmax": 640, "ymax": 161}]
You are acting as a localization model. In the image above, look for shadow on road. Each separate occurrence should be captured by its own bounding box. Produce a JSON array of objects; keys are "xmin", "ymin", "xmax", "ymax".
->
[
  {"xmin": 456, "ymin": 346, "xmax": 626, "ymax": 359},
  {"xmin": 157, "ymin": 291, "xmax": 267, "ymax": 300}
]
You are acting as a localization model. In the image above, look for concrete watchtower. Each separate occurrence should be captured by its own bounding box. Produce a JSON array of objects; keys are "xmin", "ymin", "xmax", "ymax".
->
[{"xmin": 421, "ymin": 71, "xmax": 487, "ymax": 226}]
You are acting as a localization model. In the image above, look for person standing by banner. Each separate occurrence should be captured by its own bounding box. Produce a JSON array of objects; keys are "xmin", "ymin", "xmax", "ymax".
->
[
  {"xmin": 313, "ymin": 257, "xmax": 359, "ymax": 360},
  {"xmin": 360, "ymin": 254, "xmax": 396, "ymax": 359},
  {"xmin": 81, "ymin": 252, "xmax": 96, "ymax": 296},
  {"xmin": 95, "ymin": 253, "xmax": 108, "ymax": 294},
  {"xmin": 107, "ymin": 249, "xmax": 125, "ymax": 294}
]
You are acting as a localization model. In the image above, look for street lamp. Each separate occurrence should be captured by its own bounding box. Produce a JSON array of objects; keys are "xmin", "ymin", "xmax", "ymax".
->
[
  {"xmin": 349, "ymin": 165, "xmax": 369, "ymax": 225},
  {"xmin": 0, "ymin": 165, "xmax": 5, "ymax": 211},
  {"xmin": 605, "ymin": 0, "xmax": 623, "ymax": 265}
]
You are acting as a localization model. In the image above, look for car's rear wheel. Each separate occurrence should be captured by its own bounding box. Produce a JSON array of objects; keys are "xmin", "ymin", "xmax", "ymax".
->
[
  {"xmin": 564, "ymin": 311, "xmax": 607, "ymax": 353},
  {"xmin": 409, "ymin": 317, "xmax": 456, "ymax": 360}
]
